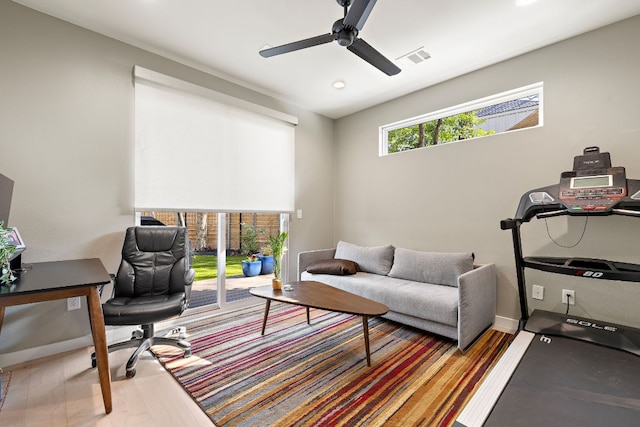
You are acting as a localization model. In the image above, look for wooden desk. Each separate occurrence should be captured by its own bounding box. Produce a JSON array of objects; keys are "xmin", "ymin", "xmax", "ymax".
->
[{"xmin": 0, "ymin": 258, "xmax": 112, "ymax": 414}]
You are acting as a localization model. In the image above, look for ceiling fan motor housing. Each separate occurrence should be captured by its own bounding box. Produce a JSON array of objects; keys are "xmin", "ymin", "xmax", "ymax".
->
[{"xmin": 332, "ymin": 19, "xmax": 357, "ymax": 46}]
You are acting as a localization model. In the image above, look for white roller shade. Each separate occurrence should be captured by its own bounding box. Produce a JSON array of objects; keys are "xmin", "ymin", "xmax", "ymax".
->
[{"xmin": 134, "ymin": 67, "xmax": 296, "ymax": 213}]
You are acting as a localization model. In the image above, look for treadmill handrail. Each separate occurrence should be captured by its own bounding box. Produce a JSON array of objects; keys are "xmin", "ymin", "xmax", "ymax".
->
[
  {"xmin": 611, "ymin": 208, "xmax": 640, "ymax": 218},
  {"xmin": 535, "ymin": 209, "xmax": 569, "ymax": 220}
]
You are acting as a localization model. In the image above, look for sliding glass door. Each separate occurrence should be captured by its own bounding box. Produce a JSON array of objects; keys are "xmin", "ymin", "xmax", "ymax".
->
[{"xmin": 137, "ymin": 211, "xmax": 287, "ymax": 309}]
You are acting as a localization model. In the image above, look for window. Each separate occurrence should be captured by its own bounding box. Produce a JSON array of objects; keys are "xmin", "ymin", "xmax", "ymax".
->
[
  {"xmin": 140, "ymin": 211, "xmax": 283, "ymax": 309},
  {"xmin": 134, "ymin": 67, "xmax": 296, "ymax": 308},
  {"xmin": 380, "ymin": 82, "xmax": 543, "ymax": 155}
]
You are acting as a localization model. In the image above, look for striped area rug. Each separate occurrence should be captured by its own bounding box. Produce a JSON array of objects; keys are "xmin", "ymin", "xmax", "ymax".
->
[{"xmin": 155, "ymin": 303, "xmax": 512, "ymax": 426}]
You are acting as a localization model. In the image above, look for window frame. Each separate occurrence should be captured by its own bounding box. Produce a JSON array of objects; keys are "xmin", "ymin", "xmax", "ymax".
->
[{"xmin": 379, "ymin": 82, "xmax": 544, "ymax": 156}]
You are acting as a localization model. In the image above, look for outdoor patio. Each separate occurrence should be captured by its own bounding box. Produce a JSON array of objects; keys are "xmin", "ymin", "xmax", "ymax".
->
[{"xmin": 188, "ymin": 274, "xmax": 272, "ymax": 308}]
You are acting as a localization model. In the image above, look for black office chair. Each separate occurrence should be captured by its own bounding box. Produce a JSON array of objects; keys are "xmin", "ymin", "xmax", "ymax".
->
[{"xmin": 91, "ymin": 226, "xmax": 195, "ymax": 378}]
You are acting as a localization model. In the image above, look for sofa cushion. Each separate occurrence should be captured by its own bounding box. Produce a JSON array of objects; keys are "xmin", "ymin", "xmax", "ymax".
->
[
  {"xmin": 301, "ymin": 271, "xmax": 459, "ymax": 327},
  {"xmin": 307, "ymin": 259, "xmax": 358, "ymax": 275},
  {"xmin": 388, "ymin": 248, "xmax": 474, "ymax": 287},
  {"xmin": 334, "ymin": 241, "xmax": 395, "ymax": 276}
]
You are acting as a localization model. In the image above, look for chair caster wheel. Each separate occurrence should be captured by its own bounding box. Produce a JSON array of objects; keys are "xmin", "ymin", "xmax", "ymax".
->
[
  {"xmin": 126, "ymin": 369, "xmax": 136, "ymax": 378},
  {"xmin": 91, "ymin": 357, "xmax": 97, "ymax": 368},
  {"xmin": 184, "ymin": 349, "xmax": 192, "ymax": 358}
]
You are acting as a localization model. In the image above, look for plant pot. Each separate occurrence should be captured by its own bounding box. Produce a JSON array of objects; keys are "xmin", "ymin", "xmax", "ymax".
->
[
  {"xmin": 272, "ymin": 278, "xmax": 282, "ymax": 290},
  {"xmin": 241, "ymin": 260, "xmax": 262, "ymax": 277},
  {"xmin": 258, "ymin": 255, "xmax": 274, "ymax": 275}
]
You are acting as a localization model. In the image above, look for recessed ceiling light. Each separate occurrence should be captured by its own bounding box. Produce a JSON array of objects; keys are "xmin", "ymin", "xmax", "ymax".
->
[
  {"xmin": 332, "ymin": 80, "xmax": 346, "ymax": 89},
  {"xmin": 515, "ymin": 0, "xmax": 539, "ymax": 6}
]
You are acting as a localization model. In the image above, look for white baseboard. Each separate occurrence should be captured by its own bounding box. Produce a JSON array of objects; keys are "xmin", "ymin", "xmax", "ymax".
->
[
  {"xmin": 493, "ymin": 315, "xmax": 519, "ymax": 334},
  {"xmin": 0, "ymin": 326, "xmax": 135, "ymax": 368}
]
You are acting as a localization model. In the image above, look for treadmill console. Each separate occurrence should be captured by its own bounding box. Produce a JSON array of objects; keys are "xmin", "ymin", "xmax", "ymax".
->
[
  {"xmin": 558, "ymin": 147, "xmax": 627, "ymax": 212},
  {"xmin": 504, "ymin": 146, "xmax": 640, "ymax": 223}
]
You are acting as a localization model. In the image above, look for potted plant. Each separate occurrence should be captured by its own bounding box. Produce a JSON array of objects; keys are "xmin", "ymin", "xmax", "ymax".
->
[
  {"xmin": 269, "ymin": 231, "xmax": 288, "ymax": 290},
  {"xmin": 258, "ymin": 245, "xmax": 274, "ymax": 275},
  {"xmin": 240, "ymin": 223, "xmax": 260, "ymax": 256},
  {"xmin": 241, "ymin": 254, "xmax": 262, "ymax": 277},
  {"xmin": 0, "ymin": 221, "xmax": 17, "ymax": 286}
]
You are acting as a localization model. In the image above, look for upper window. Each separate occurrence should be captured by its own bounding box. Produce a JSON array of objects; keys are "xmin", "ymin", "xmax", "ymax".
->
[{"xmin": 380, "ymin": 82, "xmax": 543, "ymax": 156}]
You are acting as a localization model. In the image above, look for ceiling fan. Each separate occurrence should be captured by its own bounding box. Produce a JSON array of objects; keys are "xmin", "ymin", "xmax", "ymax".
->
[{"xmin": 259, "ymin": 0, "xmax": 401, "ymax": 76}]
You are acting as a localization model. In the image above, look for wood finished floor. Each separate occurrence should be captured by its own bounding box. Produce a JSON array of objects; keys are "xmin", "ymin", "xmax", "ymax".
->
[
  {"xmin": 0, "ymin": 345, "xmax": 215, "ymax": 426},
  {"xmin": 0, "ymin": 280, "xmax": 269, "ymax": 426}
]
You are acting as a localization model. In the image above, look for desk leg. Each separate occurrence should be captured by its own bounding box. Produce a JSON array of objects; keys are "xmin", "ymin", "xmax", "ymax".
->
[
  {"xmin": 362, "ymin": 316, "xmax": 371, "ymax": 367},
  {"xmin": 261, "ymin": 300, "xmax": 271, "ymax": 335},
  {"xmin": 86, "ymin": 287, "xmax": 112, "ymax": 414}
]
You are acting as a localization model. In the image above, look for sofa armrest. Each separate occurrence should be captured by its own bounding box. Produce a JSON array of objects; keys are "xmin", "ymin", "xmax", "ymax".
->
[
  {"xmin": 457, "ymin": 263, "xmax": 497, "ymax": 351},
  {"xmin": 297, "ymin": 248, "xmax": 336, "ymax": 280}
]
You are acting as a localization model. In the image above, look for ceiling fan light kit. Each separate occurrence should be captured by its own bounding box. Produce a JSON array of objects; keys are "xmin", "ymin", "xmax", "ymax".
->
[{"xmin": 259, "ymin": 0, "xmax": 401, "ymax": 76}]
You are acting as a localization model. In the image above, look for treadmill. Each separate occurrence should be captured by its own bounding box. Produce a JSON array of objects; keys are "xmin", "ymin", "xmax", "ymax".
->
[{"xmin": 455, "ymin": 147, "xmax": 640, "ymax": 426}]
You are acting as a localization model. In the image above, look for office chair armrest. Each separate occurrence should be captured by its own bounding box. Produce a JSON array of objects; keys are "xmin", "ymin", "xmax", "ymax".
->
[
  {"xmin": 184, "ymin": 268, "xmax": 195, "ymax": 302},
  {"xmin": 185, "ymin": 268, "xmax": 195, "ymax": 286}
]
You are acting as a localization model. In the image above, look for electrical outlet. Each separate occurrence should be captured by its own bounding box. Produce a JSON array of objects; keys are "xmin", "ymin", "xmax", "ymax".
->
[
  {"xmin": 532, "ymin": 284, "xmax": 544, "ymax": 300},
  {"xmin": 562, "ymin": 289, "xmax": 575, "ymax": 305},
  {"xmin": 67, "ymin": 297, "xmax": 81, "ymax": 311}
]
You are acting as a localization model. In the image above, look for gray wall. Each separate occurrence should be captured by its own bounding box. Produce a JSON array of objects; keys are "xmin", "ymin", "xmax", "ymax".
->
[
  {"xmin": 333, "ymin": 15, "xmax": 640, "ymax": 326},
  {"xmin": 0, "ymin": 1, "xmax": 334, "ymax": 360}
]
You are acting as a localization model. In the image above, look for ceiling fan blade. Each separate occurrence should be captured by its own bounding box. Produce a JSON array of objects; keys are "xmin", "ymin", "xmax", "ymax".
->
[
  {"xmin": 343, "ymin": 0, "xmax": 377, "ymax": 31},
  {"xmin": 347, "ymin": 38, "xmax": 401, "ymax": 76},
  {"xmin": 260, "ymin": 33, "xmax": 335, "ymax": 57}
]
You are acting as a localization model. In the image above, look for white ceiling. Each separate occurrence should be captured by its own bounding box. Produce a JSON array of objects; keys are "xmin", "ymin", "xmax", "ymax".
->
[{"xmin": 12, "ymin": 0, "xmax": 640, "ymax": 119}]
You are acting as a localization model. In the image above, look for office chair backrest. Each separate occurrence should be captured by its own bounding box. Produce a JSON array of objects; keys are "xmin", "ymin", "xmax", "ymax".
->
[{"xmin": 115, "ymin": 226, "xmax": 191, "ymax": 298}]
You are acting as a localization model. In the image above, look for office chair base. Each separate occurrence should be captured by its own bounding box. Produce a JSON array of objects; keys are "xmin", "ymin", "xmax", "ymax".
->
[{"xmin": 91, "ymin": 324, "xmax": 191, "ymax": 378}]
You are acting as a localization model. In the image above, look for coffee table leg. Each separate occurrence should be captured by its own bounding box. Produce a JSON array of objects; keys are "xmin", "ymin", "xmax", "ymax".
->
[
  {"xmin": 362, "ymin": 316, "xmax": 371, "ymax": 366},
  {"xmin": 306, "ymin": 307, "xmax": 310, "ymax": 324},
  {"xmin": 261, "ymin": 300, "xmax": 271, "ymax": 335}
]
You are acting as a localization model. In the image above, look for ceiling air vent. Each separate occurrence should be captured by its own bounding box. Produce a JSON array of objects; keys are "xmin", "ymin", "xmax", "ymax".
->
[{"xmin": 397, "ymin": 47, "xmax": 431, "ymax": 68}]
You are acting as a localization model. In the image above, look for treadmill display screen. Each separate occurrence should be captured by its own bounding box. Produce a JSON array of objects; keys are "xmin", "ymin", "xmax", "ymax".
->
[{"xmin": 570, "ymin": 175, "xmax": 612, "ymax": 189}]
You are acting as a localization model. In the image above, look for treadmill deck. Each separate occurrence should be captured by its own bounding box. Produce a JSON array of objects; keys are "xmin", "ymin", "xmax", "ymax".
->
[{"xmin": 455, "ymin": 310, "xmax": 640, "ymax": 426}]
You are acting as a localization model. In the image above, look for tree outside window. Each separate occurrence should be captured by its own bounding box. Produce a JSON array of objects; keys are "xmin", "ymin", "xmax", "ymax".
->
[{"xmin": 387, "ymin": 110, "xmax": 494, "ymax": 153}]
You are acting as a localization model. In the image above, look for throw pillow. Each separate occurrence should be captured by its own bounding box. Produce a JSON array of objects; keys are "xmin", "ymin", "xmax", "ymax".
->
[
  {"xmin": 388, "ymin": 248, "xmax": 474, "ymax": 287},
  {"xmin": 306, "ymin": 259, "xmax": 359, "ymax": 275},
  {"xmin": 334, "ymin": 241, "xmax": 395, "ymax": 275}
]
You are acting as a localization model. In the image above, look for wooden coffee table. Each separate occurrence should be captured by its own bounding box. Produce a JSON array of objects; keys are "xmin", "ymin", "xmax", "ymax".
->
[{"xmin": 250, "ymin": 280, "xmax": 388, "ymax": 366}]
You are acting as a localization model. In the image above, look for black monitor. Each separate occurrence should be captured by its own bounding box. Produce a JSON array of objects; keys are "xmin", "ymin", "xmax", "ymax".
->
[{"xmin": 0, "ymin": 172, "xmax": 14, "ymax": 227}]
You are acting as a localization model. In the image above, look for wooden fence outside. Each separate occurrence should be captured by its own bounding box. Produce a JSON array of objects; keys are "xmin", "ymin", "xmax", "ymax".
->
[{"xmin": 143, "ymin": 212, "xmax": 280, "ymax": 254}]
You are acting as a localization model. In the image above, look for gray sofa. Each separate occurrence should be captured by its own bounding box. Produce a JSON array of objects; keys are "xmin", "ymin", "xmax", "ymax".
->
[{"xmin": 298, "ymin": 241, "xmax": 497, "ymax": 351}]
